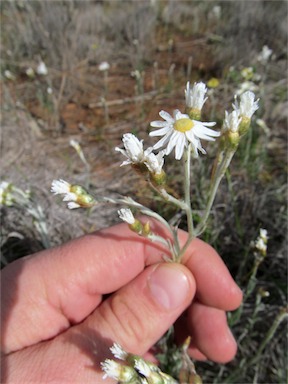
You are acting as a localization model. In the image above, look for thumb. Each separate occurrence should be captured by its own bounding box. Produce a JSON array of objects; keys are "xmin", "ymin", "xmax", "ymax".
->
[{"xmin": 84, "ymin": 262, "xmax": 196, "ymax": 355}]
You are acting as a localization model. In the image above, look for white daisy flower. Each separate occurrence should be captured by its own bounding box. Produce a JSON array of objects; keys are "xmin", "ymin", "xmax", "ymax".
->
[
  {"xmin": 149, "ymin": 109, "xmax": 219, "ymax": 160},
  {"xmin": 36, "ymin": 61, "xmax": 48, "ymax": 76},
  {"xmin": 185, "ymin": 81, "xmax": 208, "ymax": 110},
  {"xmin": 260, "ymin": 228, "xmax": 268, "ymax": 241},
  {"xmin": 51, "ymin": 179, "xmax": 95, "ymax": 209},
  {"xmin": 101, "ymin": 359, "xmax": 122, "ymax": 381},
  {"xmin": 233, "ymin": 91, "xmax": 259, "ymax": 119},
  {"xmin": 115, "ymin": 133, "xmax": 151, "ymax": 166},
  {"xmin": 110, "ymin": 343, "xmax": 128, "ymax": 361},
  {"xmin": 51, "ymin": 179, "xmax": 78, "ymax": 207},
  {"xmin": 51, "ymin": 179, "xmax": 71, "ymax": 195},
  {"xmin": 98, "ymin": 61, "xmax": 110, "ymax": 71},
  {"xmin": 144, "ymin": 150, "xmax": 165, "ymax": 175},
  {"xmin": 101, "ymin": 359, "xmax": 136, "ymax": 382},
  {"xmin": 223, "ymin": 110, "xmax": 242, "ymax": 133},
  {"xmin": 257, "ymin": 45, "xmax": 273, "ymax": 64},
  {"xmin": 255, "ymin": 237, "xmax": 267, "ymax": 254},
  {"xmin": 118, "ymin": 208, "xmax": 135, "ymax": 225}
]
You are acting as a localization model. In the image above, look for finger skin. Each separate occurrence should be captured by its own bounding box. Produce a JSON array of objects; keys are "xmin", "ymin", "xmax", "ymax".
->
[
  {"xmin": 187, "ymin": 302, "xmax": 237, "ymax": 363},
  {"xmin": 1, "ymin": 224, "xmax": 157, "ymax": 354},
  {"xmin": 181, "ymin": 237, "xmax": 243, "ymax": 311},
  {"xmin": 83, "ymin": 262, "xmax": 196, "ymax": 355},
  {"xmin": 1, "ymin": 221, "xmax": 242, "ymax": 355},
  {"xmin": 2, "ymin": 263, "xmax": 196, "ymax": 383}
]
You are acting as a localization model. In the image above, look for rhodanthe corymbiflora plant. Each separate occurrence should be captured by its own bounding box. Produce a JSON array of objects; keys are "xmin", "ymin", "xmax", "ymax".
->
[
  {"xmin": 50, "ymin": 81, "xmax": 259, "ymax": 383},
  {"xmin": 51, "ymin": 81, "xmax": 259, "ymax": 264}
]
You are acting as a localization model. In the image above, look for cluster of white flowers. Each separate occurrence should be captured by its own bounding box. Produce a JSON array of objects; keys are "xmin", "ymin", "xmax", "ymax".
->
[
  {"xmin": 118, "ymin": 208, "xmax": 135, "ymax": 225},
  {"xmin": 150, "ymin": 109, "xmax": 219, "ymax": 160},
  {"xmin": 257, "ymin": 45, "xmax": 273, "ymax": 65},
  {"xmin": 220, "ymin": 91, "xmax": 259, "ymax": 145},
  {"xmin": 98, "ymin": 61, "xmax": 110, "ymax": 72},
  {"xmin": 253, "ymin": 228, "xmax": 268, "ymax": 256},
  {"xmin": 233, "ymin": 90, "xmax": 259, "ymax": 120},
  {"xmin": 101, "ymin": 343, "xmax": 177, "ymax": 384},
  {"xmin": 184, "ymin": 81, "xmax": 208, "ymax": 111},
  {"xmin": 115, "ymin": 133, "xmax": 165, "ymax": 174},
  {"xmin": 51, "ymin": 179, "xmax": 95, "ymax": 209},
  {"xmin": 115, "ymin": 82, "xmax": 221, "ymax": 163},
  {"xmin": 223, "ymin": 110, "xmax": 242, "ymax": 134},
  {"xmin": 36, "ymin": 60, "xmax": 48, "ymax": 76}
]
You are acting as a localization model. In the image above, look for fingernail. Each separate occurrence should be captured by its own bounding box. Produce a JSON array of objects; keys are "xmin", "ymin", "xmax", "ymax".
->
[{"xmin": 148, "ymin": 264, "xmax": 190, "ymax": 310}]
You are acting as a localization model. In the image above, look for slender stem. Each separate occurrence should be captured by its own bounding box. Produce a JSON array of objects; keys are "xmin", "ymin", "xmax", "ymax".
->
[
  {"xmin": 101, "ymin": 196, "xmax": 176, "ymax": 246},
  {"xmin": 183, "ymin": 144, "xmax": 194, "ymax": 237},
  {"xmin": 157, "ymin": 187, "xmax": 187, "ymax": 211},
  {"xmin": 147, "ymin": 181, "xmax": 184, "ymax": 255},
  {"xmin": 176, "ymin": 145, "xmax": 195, "ymax": 262},
  {"xmin": 195, "ymin": 150, "xmax": 235, "ymax": 236}
]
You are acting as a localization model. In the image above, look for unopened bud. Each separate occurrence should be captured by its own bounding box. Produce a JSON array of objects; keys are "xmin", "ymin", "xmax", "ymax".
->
[
  {"xmin": 179, "ymin": 371, "xmax": 202, "ymax": 384},
  {"xmin": 143, "ymin": 221, "xmax": 152, "ymax": 236},
  {"xmin": 225, "ymin": 130, "xmax": 240, "ymax": 150},
  {"xmin": 76, "ymin": 192, "xmax": 96, "ymax": 207},
  {"xmin": 150, "ymin": 170, "xmax": 166, "ymax": 186},
  {"xmin": 129, "ymin": 219, "xmax": 143, "ymax": 235},
  {"xmin": 239, "ymin": 116, "xmax": 251, "ymax": 136},
  {"xmin": 70, "ymin": 185, "xmax": 87, "ymax": 196},
  {"xmin": 186, "ymin": 107, "xmax": 201, "ymax": 121}
]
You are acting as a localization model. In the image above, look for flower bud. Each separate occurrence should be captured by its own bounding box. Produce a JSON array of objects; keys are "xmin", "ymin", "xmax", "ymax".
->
[
  {"xmin": 143, "ymin": 221, "xmax": 152, "ymax": 236},
  {"xmin": 238, "ymin": 116, "xmax": 251, "ymax": 136},
  {"xmin": 76, "ymin": 192, "xmax": 96, "ymax": 208},
  {"xmin": 129, "ymin": 219, "xmax": 143, "ymax": 235},
  {"xmin": 150, "ymin": 170, "xmax": 167, "ymax": 187},
  {"xmin": 186, "ymin": 107, "xmax": 201, "ymax": 121}
]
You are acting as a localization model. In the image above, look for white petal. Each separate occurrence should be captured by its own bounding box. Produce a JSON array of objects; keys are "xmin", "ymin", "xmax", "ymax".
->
[
  {"xmin": 186, "ymin": 131, "xmax": 198, "ymax": 149},
  {"xmin": 175, "ymin": 133, "xmax": 186, "ymax": 160},
  {"xmin": 149, "ymin": 126, "xmax": 171, "ymax": 137},
  {"xmin": 67, "ymin": 202, "xmax": 80, "ymax": 209},
  {"xmin": 110, "ymin": 343, "xmax": 127, "ymax": 360},
  {"xmin": 200, "ymin": 121, "xmax": 217, "ymax": 127},
  {"xmin": 166, "ymin": 131, "xmax": 181, "ymax": 156},
  {"xmin": 150, "ymin": 120, "xmax": 168, "ymax": 128},
  {"xmin": 63, "ymin": 192, "xmax": 77, "ymax": 202},
  {"xmin": 120, "ymin": 159, "xmax": 132, "ymax": 166},
  {"xmin": 152, "ymin": 132, "xmax": 172, "ymax": 150},
  {"xmin": 115, "ymin": 147, "xmax": 128, "ymax": 157},
  {"xmin": 174, "ymin": 109, "xmax": 189, "ymax": 120},
  {"xmin": 159, "ymin": 110, "xmax": 174, "ymax": 123},
  {"xmin": 51, "ymin": 179, "xmax": 71, "ymax": 194},
  {"xmin": 118, "ymin": 208, "xmax": 135, "ymax": 224}
]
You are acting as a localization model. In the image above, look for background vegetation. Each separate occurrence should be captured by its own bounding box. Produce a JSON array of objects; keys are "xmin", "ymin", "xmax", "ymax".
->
[{"xmin": 1, "ymin": 1, "xmax": 287, "ymax": 383}]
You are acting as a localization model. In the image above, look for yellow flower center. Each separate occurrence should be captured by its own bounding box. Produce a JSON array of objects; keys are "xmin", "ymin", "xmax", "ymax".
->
[{"xmin": 174, "ymin": 118, "xmax": 194, "ymax": 133}]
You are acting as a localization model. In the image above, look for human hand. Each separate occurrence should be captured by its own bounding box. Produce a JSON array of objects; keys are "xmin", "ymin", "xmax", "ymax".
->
[{"xmin": 1, "ymin": 220, "xmax": 242, "ymax": 383}]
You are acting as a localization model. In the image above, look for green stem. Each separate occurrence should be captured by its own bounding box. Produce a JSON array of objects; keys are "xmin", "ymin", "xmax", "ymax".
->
[
  {"xmin": 101, "ymin": 195, "xmax": 176, "ymax": 251},
  {"xmin": 195, "ymin": 150, "xmax": 235, "ymax": 236},
  {"xmin": 176, "ymin": 145, "xmax": 195, "ymax": 262},
  {"xmin": 184, "ymin": 144, "xmax": 194, "ymax": 238}
]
